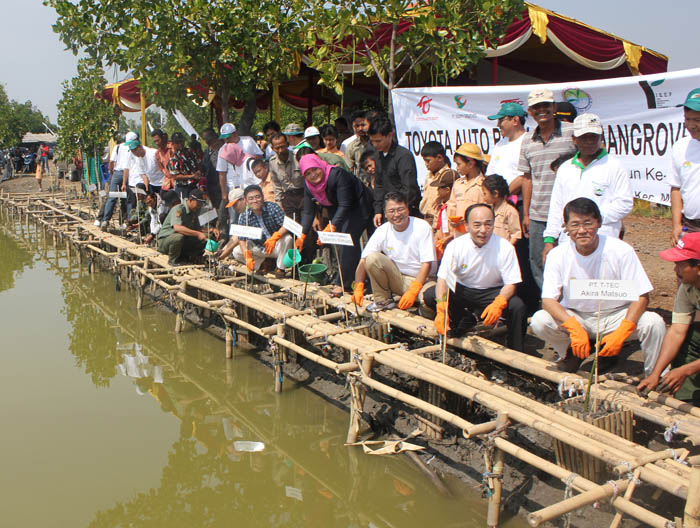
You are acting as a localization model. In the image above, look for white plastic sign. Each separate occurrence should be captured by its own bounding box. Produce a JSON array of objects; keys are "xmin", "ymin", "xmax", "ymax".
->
[
  {"xmin": 283, "ymin": 216, "xmax": 303, "ymax": 237},
  {"xmin": 87, "ymin": 184, "xmax": 97, "ymax": 192},
  {"xmin": 445, "ymin": 268, "xmax": 457, "ymax": 293},
  {"xmin": 99, "ymin": 190, "xmax": 107, "ymax": 197},
  {"xmin": 317, "ymin": 231, "xmax": 354, "ymax": 246},
  {"xmin": 285, "ymin": 486, "xmax": 303, "ymax": 501},
  {"xmin": 198, "ymin": 208, "xmax": 218, "ymax": 226},
  {"xmin": 230, "ymin": 224, "xmax": 263, "ymax": 239},
  {"xmin": 569, "ymin": 279, "xmax": 638, "ymax": 301},
  {"xmin": 109, "ymin": 191, "xmax": 127, "ymax": 199}
]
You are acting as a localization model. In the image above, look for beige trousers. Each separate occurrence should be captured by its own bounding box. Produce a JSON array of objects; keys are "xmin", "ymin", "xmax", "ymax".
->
[{"xmin": 365, "ymin": 252, "xmax": 433, "ymax": 305}]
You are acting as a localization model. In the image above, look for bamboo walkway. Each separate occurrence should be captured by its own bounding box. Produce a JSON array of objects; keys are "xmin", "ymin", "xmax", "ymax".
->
[{"xmin": 2, "ymin": 188, "xmax": 699, "ymax": 528}]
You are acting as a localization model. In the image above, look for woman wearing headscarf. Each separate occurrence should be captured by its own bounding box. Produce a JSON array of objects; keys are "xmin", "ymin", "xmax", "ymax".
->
[{"xmin": 296, "ymin": 153, "xmax": 373, "ymax": 296}]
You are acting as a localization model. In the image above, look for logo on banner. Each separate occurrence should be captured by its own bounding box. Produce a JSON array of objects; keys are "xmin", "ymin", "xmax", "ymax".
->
[
  {"xmin": 563, "ymin": 88, "xmax": 593, "ymax": 111},
  {"xmin": 417, "ymin": 96, "xmax": 432, "ymax": 114},
  {"xmin": 454, "ymin": 96, "xmax": 467, "ymax": 109},
  {"xmin": 638, "ymin": 79, "xmax": 673, "ymax": 109},
  {"xmin": 500, "ymin": 97, "xmax": 525, "ymax": 106}
]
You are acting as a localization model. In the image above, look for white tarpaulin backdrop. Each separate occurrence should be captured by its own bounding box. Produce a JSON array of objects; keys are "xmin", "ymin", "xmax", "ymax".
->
[{"xmin": 392, "ymin": 68, "xmax": 700, "ymax": 205}]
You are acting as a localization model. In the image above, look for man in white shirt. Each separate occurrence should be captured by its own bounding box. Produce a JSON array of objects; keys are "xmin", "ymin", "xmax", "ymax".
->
[
  {"xmin": 219, "ymin": 122, "xmax": 264, "ymax": 157},
  {"xmin": 100, "ymin": 131, "xmax": 136, "ymax": 229},
  {"xmin": 531, "ymin": 197, "xmax": 665, "ymax": 373},
  {"xmin": 423, "ymin": 203, "xmax": 526, "ymax": 351},
  {"xmin": 122, "ymin": 138, "xmax": 163, "ymax": 218},
  {"xmin": 352, "ymin": 192, "xmax": 436, "ymax": 313},
  {"xmin": 486, "ymin": 102, "xmax": 527, "ymax": 194},
  {"xmin": 670, "ymin": 88, "xmax": 700, "ymax": 244},
  {"xmin": 543, "ymin": 113, "xmax": 633, "ymax": 263}
]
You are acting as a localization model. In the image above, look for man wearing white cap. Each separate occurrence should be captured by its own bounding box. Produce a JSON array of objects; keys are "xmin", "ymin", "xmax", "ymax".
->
[
  {"xmin": 100, "ymin": 132, "xmax": 136, "ymax": 229},
  {"xmin": 218, "ymin": 123, "xmax": 263, "ymax": 157},
  {"xmin": 122, "ymin": 137, "xmax": 163, "ymax": 218},
  {"xmin": 518, "ymin": 88, "xmax": 576, "ymax": 289},
  {"xmin": 304, "ymin": 126, "xmax": 323, "ymax": 151},
  {"xmin": 542, "ymin": 113, "xmax": 633, "ymax": 263}
]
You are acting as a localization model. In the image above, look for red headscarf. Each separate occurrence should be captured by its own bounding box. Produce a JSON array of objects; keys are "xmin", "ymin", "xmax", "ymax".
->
[{"xmin": 299, "ymin": 154, "xmax": 333, "ymax": 206}]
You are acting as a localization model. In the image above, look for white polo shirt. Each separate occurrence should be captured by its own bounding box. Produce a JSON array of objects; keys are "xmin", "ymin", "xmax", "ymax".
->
[
  {"xmin": 361, "ymin": 217, "xmax": 436, "ymax": 277},
  {"xmin": 438, "ymin": 233, "xmax": 521, "ymax": 290},
  {"xmin": 485, "ymin": 133, "xmax": 525, "ymax": 185},
  {"xmin": 127, "ymin": 147, "xmax": 164, "ymax": 187},
  {"xmin": 216, "ymin": 156, "xmax": 259, "ymax": 190},
  {"xmin": 109, "ymin": 143, "xmax": 131, "ymax": 171},
  {"xmin": 543, "ymin": 150, "xmax": 633, "ymax": 241},
  {"xmin": 541, "ymin": 235, "xmax": 653, "ymax": 313},
  {"xmin": 668, "ymin": 135, "xmax": 700, "ymax": 220},
  {"xmin": 340, "ymin": 134, "xmax": 357, "ymax": 155}
]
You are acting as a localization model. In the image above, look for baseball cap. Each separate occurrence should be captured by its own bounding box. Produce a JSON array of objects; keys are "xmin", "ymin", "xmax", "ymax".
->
[
  {"xmin": 488, "ymin": 102, "xmax": 526, "ymax": 120},
  {"xmin": 188, "ymin": 188, "xmax": 207, "ymax": 202},
  {"xmin": 124, "ymin": 131, "xmax": 138, "ymax": 143},
  {"xmin": 528, "ymin": 88, "xmax": 555, "ymax": 107},
  {"xmin": 293, "ymin": 140, "xmax": 313, "ymax": 151},
  {"xmin": 126, "ymin": 139, "xmax": 141, "ymax": 150},
  {"xmin": 573, "ymin": 113, "xmax": 603, "ymax": 137},
  {"xmin": 659, "ymin": 232, "xmax": 700, "ymax": 262},
  {"xmin": 429, "ymin": 169, "xmax": 456, "ymax": 188},
  {"xmin": 556, "ymin": 101, "xmax": 578, "ymax": 122},
  {"xmin": 304, "ymin": 126, "xmax": 321, "ymax": 138},
  {"xmin": 225, "ymin": 188, "xmax": 245, "ymax": 208},
  {"xmin": 677, "ymin": 88, "xmax": 700, "ymax": 111},
  {"xmin": 282, "ymin": 123, "xmax": 304, "ymax": 136},
  {"xmin": 454, "ymin": 143, "xmax": 484, "ymax": 161},
  {"xmin": 219, "ymin": 123, "xmax": 236, "ymax": 139},
  {"xmin": 255, "ymin": 131, "xmax": 264, "ymax": 138}
]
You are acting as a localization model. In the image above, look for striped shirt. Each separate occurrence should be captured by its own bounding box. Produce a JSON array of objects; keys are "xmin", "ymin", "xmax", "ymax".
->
[{"xmin": 517, "ymin": 120, "xmax": 576, "ymax": 222}]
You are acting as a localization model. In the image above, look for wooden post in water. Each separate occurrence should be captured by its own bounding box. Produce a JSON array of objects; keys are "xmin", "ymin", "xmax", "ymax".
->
[
  {"xmin": 685, "ymin": 465, "xmax": 700, "ymax": 528},
  {"xmin": 274, "ymin": 325, "xmax": 285, "ymax": 393},
  {"xmin": 487, "ymin": 412, "xmax": 509, "ymax": 528},
  {"xmin": 175, "ymin": 282, "xmax": 187, "ymax": 333},
  {"xmin": 225, "ymin": 323, "xmax": 233, "ymax": 359}
]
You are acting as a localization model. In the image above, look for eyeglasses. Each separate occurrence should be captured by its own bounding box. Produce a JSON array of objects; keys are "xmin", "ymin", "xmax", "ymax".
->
[
  {"xmin": 385, "ymin": 206, "xmax": 408, "ymax": 216},
  {"xmin": 566, "ymin": 220, "xmax": 597, "ymax": 231}
]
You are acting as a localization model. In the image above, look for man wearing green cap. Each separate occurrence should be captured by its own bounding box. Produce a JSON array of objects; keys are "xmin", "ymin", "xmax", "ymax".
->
[
  {"xmin": 670, "ymin": 89, "xmax": 700, "ymax": 244},
  {"xmin": 486, "ymin": 102, "xmax": 527, "ymax": 195}
]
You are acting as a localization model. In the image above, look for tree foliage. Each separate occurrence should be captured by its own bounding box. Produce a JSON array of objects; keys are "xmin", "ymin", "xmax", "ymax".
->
[{"xmin": 0, "ymin": 84, "xmax": 55, "ymax": 148}]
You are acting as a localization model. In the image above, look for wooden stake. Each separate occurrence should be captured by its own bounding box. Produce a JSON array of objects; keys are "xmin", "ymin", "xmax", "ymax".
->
[
  {"xmin": 685, "ymin": 465, "xmax": 700, "ymax": 528},
  {"xmin": 487, "ymin": 412, "xmax": 509, "ymax": 528},
  {"xmin": 609, "ymin": 468, "xmax": 641, "ymax": 528},
  {"xmin": 225, "ymin": 324, "xmax": 233, "ymax": 359}
]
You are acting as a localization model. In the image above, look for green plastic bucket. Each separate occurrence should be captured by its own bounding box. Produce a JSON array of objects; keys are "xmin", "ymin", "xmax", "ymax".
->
[{"xmin": 298, "ymin": 263, "xmax": 327, "ymax": 283}]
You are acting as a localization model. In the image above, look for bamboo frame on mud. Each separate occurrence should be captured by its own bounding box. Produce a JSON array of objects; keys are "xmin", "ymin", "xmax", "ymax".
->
[{"xmin": 1, "ymin": 190, "xmax": 697, "ymax": 528}]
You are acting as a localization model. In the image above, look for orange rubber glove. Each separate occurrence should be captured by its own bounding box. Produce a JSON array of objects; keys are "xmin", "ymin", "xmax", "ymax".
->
[
  {"xmin": 398, "ymin": 281, "xmax": 423, "ymax": 310},
  {"xmin": 294, "ymin": 233, "xmax": 306, "ymax": 250},
  {"xmin": 264, "ymin": 230, "xmax": 283, "ymax": 254},
  {"xmin": 600, "ymin": 319, "xmax": 636, "ymax": 357},
  {"xmin": 352, "ymin": 282, "xmax": 365, "ymax": 306},
  {"xmin": 317, "ymin": 223, "xmax": 336, "ymax": 246},
  {"xmin": 435, "ymin": 238, "xmax": 445, "ymax": 261},
  {"xmin": 244, "ymin": 249, "xmax": 255, "ymax": 272},
  {"xmin": 561, "ymin": 316, "xmax": 591, "ymax": 359},
  {"xmin": 448, "ymin": 215, "xmax": 466, "ymax": 234},
  {"xmin": 434, "ymin": 301, "xmax": 450, "ymax": 335},
  {"xmin": 480, "ymin": 295, "xmax": 508, "ymax": 326}
]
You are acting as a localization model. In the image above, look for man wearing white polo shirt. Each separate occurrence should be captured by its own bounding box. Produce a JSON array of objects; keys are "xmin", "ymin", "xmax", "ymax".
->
[
  {"xmin": 122, "ymin": 138, "xmax": 163, "ymax": 218},
  {"xmin": 531, "ymin": 198, "xmax": 665, "ymax": 373},
  {"xmin": 423, "ymin": 203, "xmax": 526, "ymax": 351},
  {"xmin": 670, "ymin": 88, "xmax": 700, "ymax": 244},
  {"xmin": 352, "ymin": 192, "xmax": 436, "ymax": 313},
  {"xmin": 486, "ymin": 102, "xmax": 527, "ymax": 195},
  {"xmin": 542, "ymin": 113, "xmax": 633, "ymax": 262},
  {"xmin": 100, "ymin": 132, "xmax": 136, "ymax": 229}
]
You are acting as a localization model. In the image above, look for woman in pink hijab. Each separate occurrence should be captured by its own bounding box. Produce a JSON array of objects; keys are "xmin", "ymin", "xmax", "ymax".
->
[{"xmin": 298, "ymin": 153, "xmax": 373, "ymax": 295}]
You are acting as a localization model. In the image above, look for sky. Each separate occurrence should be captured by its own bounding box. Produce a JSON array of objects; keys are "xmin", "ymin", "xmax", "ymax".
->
[{"xmin": 0, "ymin": 0, "xmax": 696, "ymax": 124}]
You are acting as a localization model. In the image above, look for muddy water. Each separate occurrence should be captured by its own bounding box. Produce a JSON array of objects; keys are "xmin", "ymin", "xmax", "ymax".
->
[{"xmin": 0, "ymin": 219, "xmax": 526, "ymax": 528}]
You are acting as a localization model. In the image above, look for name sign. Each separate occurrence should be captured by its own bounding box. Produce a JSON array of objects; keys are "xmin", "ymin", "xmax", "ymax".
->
[
  {"xmin": 87, "ymin": 184, "xmax": 97, "ymax": 192},
  {"xmin": 99, "ymin": 190, "xmax": 107, "ymax": 197},
  {"xmin": 317, "ymin": 231, "xmax": 354, "ymax": 246},
  {"xmin": 569, "ymin": 279, "xmax": 638, "ymax": 301},
  {"xmin": 198, "ymin": 208, "xmax": 218, "ymax": 226},
  {"xmin": 108, "ymin": 191, "xmax": 127, "ymax": 199},
  {"xmin": 230, "ymin": 224, "xmax": 263, "ymax": 239},
  {"xmin": 283, "ymin": 216, "xmax": 303, "ymax": 237}
]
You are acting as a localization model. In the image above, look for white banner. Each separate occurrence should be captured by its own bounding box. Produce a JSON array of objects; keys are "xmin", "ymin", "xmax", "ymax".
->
[{"xmin": 393, "ymin": 68, "xmax": 700, "ymax": 206}]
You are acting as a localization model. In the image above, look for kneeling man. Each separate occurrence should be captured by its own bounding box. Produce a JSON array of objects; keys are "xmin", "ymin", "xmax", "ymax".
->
[
  {"xmin": 233, "ymin": 184, "xmax": 293, "ymax": 276},
  {"xmin": 353, "ymin": 191, "xmax": 436, "ymax": 312},
  {"xmin": 531, "ymin": 198, "xmax": 665, "ymax": 373},
  {"xmin": 423, "ymin": 203, "xmax": 526, "ymax": 351}
]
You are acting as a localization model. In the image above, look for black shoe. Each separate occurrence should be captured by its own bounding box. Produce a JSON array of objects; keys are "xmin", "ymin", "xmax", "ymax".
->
[
  {"xmin": 557, "ymin": 350, "xmax": 583, "ymax": 373},
  {"xmin": 448, "ymin": 313, "xmax": 477, "ymax": 338}
]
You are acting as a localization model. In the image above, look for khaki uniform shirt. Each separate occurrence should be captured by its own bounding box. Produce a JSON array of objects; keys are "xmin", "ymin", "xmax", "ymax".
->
[
  {"xmin": 420, "ymin": 166, "xmax": 457, "ymax": 226},
  {"xmin": 268, "ymin": 153, "xmax": 303, "ymax": 203},
  {"xmin": 346, "ymin": 137, "xmax": 369, "ymax": 173},
  {"xmin": 259, "ymin": 178, "xmax": 276, "ymax": 204},
  {"xmin": 447, "ymin": 174, "xmax": 487, "ymax": 220},
  {"xmin": 493, "ymin": 200, "xmax": 522, "ymax": 243},
  {"xmin": 158, "ymin": 202, "xmax": 199, "ymax": 240}
]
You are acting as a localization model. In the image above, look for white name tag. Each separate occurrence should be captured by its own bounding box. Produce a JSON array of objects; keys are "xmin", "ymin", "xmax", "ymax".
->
[
  {"xmin": 445, "ymin": 268, "xmax": 457, "ymax": 292},
  {"xmin": 317, "ymin": 231, "xmax": 354, "ymax": 246},
  {"xmin": 87, "ymin": 184, "xmax": 97, "ymax": 191},
  {"xmin": 230, "ymin": 224, "xmax": 263, "ymax": 239},
  {"xmin": 99, "ymin": 190, "xmax": 107, "ymax": 197},
  {"xmin": 285, "ymin": 486, "xmax": 303, "ymax": 501},
  {"xmin": 283, "ymin": 216, "xmax": 303, "ymax": 237},
  {"xmin": 569, "ymin": 279, "xmax": 638, "ymax": 301},
  {"xmin": 441, "ymin": 210, "xmax": 449, "ymax": 234},
  {"xmin": 198, "ymin": 209, "xmax": 218, "ymax": 226},
  {"xmin": 109, "ymin": 191, "xmax": 127, "ymax": 199}
]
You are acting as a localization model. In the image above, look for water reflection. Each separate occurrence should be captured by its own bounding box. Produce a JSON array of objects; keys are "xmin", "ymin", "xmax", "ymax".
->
[{"xmin": 0, "ymin": 224, "xmax": 34, "ymax": 293}]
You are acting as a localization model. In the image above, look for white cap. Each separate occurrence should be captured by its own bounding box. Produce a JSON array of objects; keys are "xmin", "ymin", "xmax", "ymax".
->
[
  {"xmin": 304, "ymin": 126, "xmax": 321, "ymax": 138},
  {"xmin": 124, "ymin": 131, "xmax": 138, "ymax": 142},
  {"xmin": 528, "ymin": 88, "xmax": 555, "ymax": 107},
  {"xmin": 219, "ymin": 123, "xmax": 236, "ymax": 138},
  {"xmin": 573, "ymin": 113, "xmax": 603, "ymax": 137}
]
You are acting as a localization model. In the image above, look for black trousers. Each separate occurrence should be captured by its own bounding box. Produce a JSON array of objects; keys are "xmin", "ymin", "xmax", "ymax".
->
[
  {"xmin": 423, "ymin": 283, "xmax": 526, "ymax": 351},
  {"xmin": 334, "ymin": 213, "xmax": 373, "ymax": 291}
]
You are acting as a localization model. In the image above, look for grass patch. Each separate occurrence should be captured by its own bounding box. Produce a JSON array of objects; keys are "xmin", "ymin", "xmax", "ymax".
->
[{"xmin": 631, "ymin": 198, "xmax": 672, "ymax": 219}]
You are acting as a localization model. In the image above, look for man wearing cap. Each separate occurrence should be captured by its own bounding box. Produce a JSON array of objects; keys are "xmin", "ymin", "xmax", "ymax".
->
[
  {"xmin": 542, "ymin": 113, "xmax": 633, "ymax": 263},
  {"xmin": 100, "ymin": 133, "xmax": 135, "ymax": 229},
  {"xmin": 486, "ymin": 102, "xmax": 527, "ymax": 195},
  {"xmin": 168, "ymin": 131, "xmax": 202, "ymax": 199},
  {"xmin": 282, "ymin": 123, "xmax": 304, "ymax": 148},
  {"xmin": 157, "ymin": 189, "xmax": 218, "ymax": 266},
  {"xmin": 122, "ymin": 138, "xmax": 164, "ymax": 218},
  {"xmin": 555, "ymin": 102, "xmax": 577, "ymax": 123},
  {"xmin": 268, "ymin": 133, "xmax": 305, "ymax": 220},
  {"xmin": 670, "ymin": 89, "xmax": 700, "ymax": 244},
  {"xmin": 638, "ymin": 233, "xmax": 700, "ymax": 403},
  {"xmin": 214, "ymin": 188, "xmax": 247, "ymax": 260},
  {"xmin": 531, "ymin": 198, "xmax": 665, "ymax": 374},
  {"xmin": 518, "ymin": 88, "xmax": 577, "ymax": 290},
  {"xmin": 218, "ymin": 122, "xmax": 264, "ymax": 158}
]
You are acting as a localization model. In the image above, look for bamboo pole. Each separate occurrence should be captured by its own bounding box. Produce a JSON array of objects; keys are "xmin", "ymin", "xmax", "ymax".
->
[
  {"xmin": 609, "ymin": 468, "xmax": 641, "ymax": 528},
  {"xmin": 274, "ymin": 325, "xmax": 285, "ymax": 393},
  {"xmin": 486, "ymin": 412, "xmax": 508, "ymax": 528},
  {"xmin": 686, "ymin": 466, "xmax": 700, "ymax": 528}
]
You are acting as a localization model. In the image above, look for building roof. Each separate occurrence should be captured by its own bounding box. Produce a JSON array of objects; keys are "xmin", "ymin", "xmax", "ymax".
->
[{"xmin": 22, "ymin": 132, "xmax": 57, "ymax": 144}]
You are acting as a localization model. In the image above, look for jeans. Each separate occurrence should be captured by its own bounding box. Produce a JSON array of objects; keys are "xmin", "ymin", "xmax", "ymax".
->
[
  {"xmin": 101, "ymin": 170, "xmax": 124, "ymax": 223},
  {"xmin": 528, "ymin": 219, "xmax": 546, "ymax": 290}
]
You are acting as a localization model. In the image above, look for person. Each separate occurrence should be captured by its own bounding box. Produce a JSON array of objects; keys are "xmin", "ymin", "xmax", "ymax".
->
[
  {"xmin": 519, "ymin": 88, "xmax": 577, "ymax": 289},
  {"xmin": 423, "ymin": 203, "xmax": 526, "ymax": 351},
  {"xmin": 353, "ymin": 192, "xmax": 436, "ymax": 312},
  {"xmin": 369, "ymin": 117, "xmax": 420, "ymax": 227},
  {"xmin": 122, "ymin": 137, "xmax": 162, "ymax": 217},
  {"xmin": 217, "ymin": 140, "xmax": 257, "ymax": 224},
  {"xmin": 359, "ymin": 151, "xmax": 377, "ymax": 189},
  {"xmin": 638, "ymin": 233, "xmax": 700, "ymax": 403},
  {"xmin": 304, "ymin": 126, "xmax": 324, "ymax": 151},
  {"xmin": 268, "ymin": 133, "xmax": 305, "ymax": 220},
  {"xmin": 101, "ymin": 132, "xmax": 135, "ymax": 229},
  {"xmin": 318, "ymin": 124, "xmax": 345, "ymax": 158},
  {"xmin": 201, "ymin": 128, "xmax": 224, "ymax": 209},
  {"xmin": 35, "ymin": 144, "xmax": 44, "ymax": 191},
  {"xmin": 334, "ymin": 117, "xmax": 352, "ymax": 145},
  {"xmin": 282, "ymin": 123, "xmax": 304, "ymax": 148},
  {"xmin": 530, "ymin": 198, "xmax": 665, "ymax": 373},
  {"xmin": 670, "ymin": 88, "xmax": 700, "ymax": 244},
  {"xmin": 39, "ymin": 143, "xmax": 50, "ymax": 175},
  {"xmin": 486, "ymin": 102, "xmax": 527, "ymax": 196},
  {"xmin": 250, "ymin": 159, "xmax": 276, "ymax": 203},
  {"xmin": 232, "ymin": 185, "xmax": 293, "ymax": 277},
  {"xmin": 143, "ymin": 190, "xmax": 175, "ymax": 245},
  {"xmin": 151, "ymin": 129, "xmax": 174, "ymax": 191},
  {"xmin": 127, "ymin": 185, "xmax": 156, "ymax": 238},
  {"xmin": 157, "ymin": 189, "xmax": 218, "ymax": 265},
  {"xmin": 262, "ymin": 121, "xmax": 281, "ymax": 158},
  {"xmin": 189, "ymin": 133, "xmax": 203, "ymax": 160},
  {"xmin": 219, "ymin": 122, "xmax": 264, "ymax": 158},
  {"xmin": 294, "ymin": 142, "xmax": 350, "ymax": 172},
  {"xmin": 255, "ymin": 132, "xmax": 268, "ymax": 155},
  {"xmin": 167, "ymin": 131, "xmax": 201, "ymax": 198},
  {"xmin": 214, "ymin": 188, "xmax": 247, "ymax": 260},
  {"xmin": 542, "ymin": 113, "xmax": 632, "ymax": 263},
  {"xmin": 555, "ymin": 102, "xmax": 578, "ymax": 123},
  {"xmin": 429, "ymin": 169, "xmax": 455, "ymax": 260},
  {"xmin": 346, "ymin": 110, "xmax": 373, "ymax": 174},
  {"xmin": 419, "ymin": 141, "xmax": 458, "ymax": 228},
  {"xmin": 297, "ymin": 153, "xmax": 374, "ymax": 296},
  {"xmin": 445, "ymin": 143, "xmax": 489, "ymax": 238},
  {"xmin": 483, "ymin": 175, "xmax": 521, "ymax": 245}
]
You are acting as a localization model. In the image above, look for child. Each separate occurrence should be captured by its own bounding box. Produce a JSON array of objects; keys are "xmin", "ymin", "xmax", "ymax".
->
[
  {"xmin": 482, "ymin": 174, "xmax": 521, "ymax": 245},
  {"xmin": 359, "ymin": 150, "xmax": 377, "ymax": 189},
  {"xmin": 430, "ymin": 170, "xmax": 455, "ymax": 260},
  {"xmin": 419, "ymin": 141, "xmax": 457, "ymax": 228},
  {"xmin": 447, "ymin": 143, "xmax": 489, "ymax": 237}
]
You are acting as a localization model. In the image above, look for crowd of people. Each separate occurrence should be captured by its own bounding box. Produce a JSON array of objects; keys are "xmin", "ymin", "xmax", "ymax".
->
[{"xmin": 93, "ymin": 87, "xmax": 700, "ymax": 404}]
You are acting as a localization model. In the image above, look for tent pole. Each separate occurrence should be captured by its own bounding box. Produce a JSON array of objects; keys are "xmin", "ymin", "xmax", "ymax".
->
[
  {"xmin": 491, "ymin": 58, "xmax": 499, "ymax": 85},
  {"xmin": 307, "ymin": 68, "xmax": 314, "ymax": 127}
]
